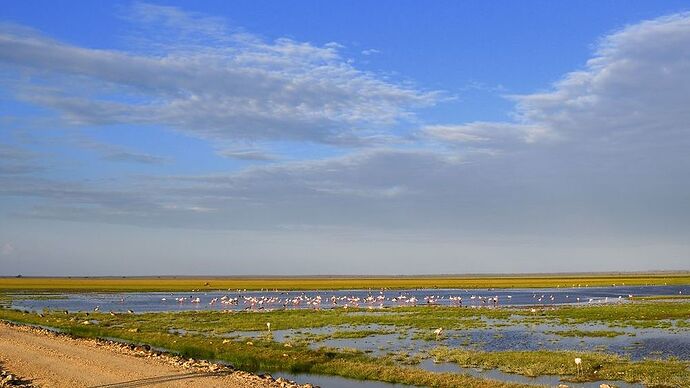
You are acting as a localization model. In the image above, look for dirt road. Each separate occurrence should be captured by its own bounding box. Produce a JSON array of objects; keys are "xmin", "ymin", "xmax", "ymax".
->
[{"xmin": 0, "ymin": 322, "xmax": 303, "ymax": 388}]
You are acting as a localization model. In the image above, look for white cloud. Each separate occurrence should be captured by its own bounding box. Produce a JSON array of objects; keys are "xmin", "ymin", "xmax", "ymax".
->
[
  {"xmin": 1, "ymin": 13, "xmax": 689, "ymax": 235},
  {"xmin": 361, "ymin": 48, "xmax": 381, "ymax": 56},
  {"xmin": 515, "ymin": 14, "xmax": 690, "ymax": 144},
  {"xmin": 1, "ymin": 11, "xmax": 689, "ymax": 273},
  {"xmin": 216, "ymin": 148, "xmax": 279, "ymax": 161},
  {"xmin": 0, "ymin": 4, "xmax": 440, "ymax": 146},
  {"xmin": 0, "ymin": 143, "xmax": 44, "ymax": 175},
  {"xmin": 423, "ymin": 122, "xmax": 550, "ymax": 145},
  {"xmin": 68, "ymin": 134, "xmax": 167, "ymax": 164},
  {"xmin": 437, "ymin": 13, "xmax": 690, "ymax": 153}
]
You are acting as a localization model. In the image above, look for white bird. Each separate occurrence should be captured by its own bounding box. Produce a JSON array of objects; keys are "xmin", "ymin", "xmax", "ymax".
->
[
  {"xmin": 266, "ymin": 322, "xmax": 271, "ymax": 332},
  {"xmin": 433, "ymin": 327, "xmax": 443, "ymax": 339},
  {"xmin": 574, "ymin": 357, "xmax": 582, "ymax": 375}
]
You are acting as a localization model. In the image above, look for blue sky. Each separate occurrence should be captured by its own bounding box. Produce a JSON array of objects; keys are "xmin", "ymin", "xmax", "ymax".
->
[{"xmin": 1, "ymin": 1, "xmax": 689, "ymax": 275}]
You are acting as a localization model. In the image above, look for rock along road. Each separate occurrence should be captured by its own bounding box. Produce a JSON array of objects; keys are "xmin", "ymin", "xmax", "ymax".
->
[{"xmin": 0, "ymin": 321, "xmax": 307, "ymax": 388}]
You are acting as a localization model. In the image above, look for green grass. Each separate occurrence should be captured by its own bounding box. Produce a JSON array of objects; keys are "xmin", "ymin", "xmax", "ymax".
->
[
  {"xmin": 3, "ymin": 294, "xmax": 690, "ymax": 387},
  {"xmin": 533, "ymin": 302, "xmax": 690, "ymax": 328},
  {"xmin": 545, "ymin": 329, "xmax": 627, "ymax": 338},
  {"xmin": 0, "ymin": 293, "xmax": 10, "ymax": 308},
  {"xmin": 1, "ymin": 272, "xmax": 689, "ymax": 291},
  {"xmin": 0, "ymin": 309, "xmax": 527, "ymax": 388},
  {"xmin": 430, "ymin": 347, "xmax": 690, "ymax": 387},
  {"xmin": 271, "ymin": 328, "xmax": 396, "ymax": 347},
  {"xmin": 10, "ymin": 294, "xmax": 68, "ymax": 301},
  {"xmin": 329, "ymin": 329, "xmax": 396, "ymax": 339},
  {"xmin": 65, "ymin": 306, "xmax": 501, "ymax": 335},
  {"xmin": 631, "ymin": 295, "xmax": 690, "ymax": 300}
]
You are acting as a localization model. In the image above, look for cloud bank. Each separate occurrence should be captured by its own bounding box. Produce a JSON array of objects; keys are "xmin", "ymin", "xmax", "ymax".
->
[
  {"xmin": 1, "ymin": 8, "xmax": 689, "ymax": 273},
  {"xmin": 0, "ymin": 4, "xmax": 438, "ymax": 146},
  {"xmin": 426, "ymin": 13, "xmax": 690, "ymax": 155}
]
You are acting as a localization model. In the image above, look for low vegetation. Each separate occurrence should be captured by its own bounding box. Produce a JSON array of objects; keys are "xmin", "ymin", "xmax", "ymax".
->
[
  {"xmin": 533, "ymin": 302, "xmax": 690, "ymax": 328},
  {"xmin": 631, "ymin": 295, "xmax": 690, "ymax": 300},
  {"xmin": 545, "ymin": 329, "xmax": 627, "ymax": 338},
  {"xmin": 1, "ymin": 272, "xmax": 688, "ymax": 292},
  {"xmin": 0, "ymin": 309, "xmax": 526, "ymax": 388},
  {"xmin": 430, "ymin": 347, "xmax": 690, "ymax": 386},
  {"xmin": 0, "ymin": 293, "xmax": 10, "ymax": 308},
  {"xmin": 1, "ymin": 297, "xmax": 689, "ymax": 387},
  {"xmin": 2, "ymin": 275, "xmax": 689, "ymax": 387}
]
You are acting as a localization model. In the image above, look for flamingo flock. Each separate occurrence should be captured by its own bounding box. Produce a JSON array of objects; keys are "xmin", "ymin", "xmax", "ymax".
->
[
  {"xmin": 153, "ymin": 291, "xmax": 425, "ymax": 310},
  {"xmin": 179, "ymin": 293, "xmax": 401, "ymax": 310},
  {"xmin": 143, "ymin": 289, "xmax": 643, "ymax": 312},
  {"xmin": 80, "ymin": 286, "xmax": 670, "ymax": 315}
]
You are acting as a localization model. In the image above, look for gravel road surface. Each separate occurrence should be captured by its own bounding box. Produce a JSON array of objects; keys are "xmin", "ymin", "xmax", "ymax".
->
[{"xmin": 0, "ymin": 321, "xmax": 305, "ymax": 388}]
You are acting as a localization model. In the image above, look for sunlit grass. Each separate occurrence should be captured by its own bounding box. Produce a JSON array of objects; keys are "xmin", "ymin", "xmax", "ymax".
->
[
  {"xmin": 0, "ymin": 309, "xmax": 527, "ymax": 388},
  {"xmin": 430, "ymin": 347, "xmax": 690, "ymax": 386},
  {"xmin": 1, "ymin": 272, "xmax": 688, "ymax": 292},
  {"xmin": 2, "ymin": 298, "xmax": 690, "ymax": 386},
  {"xmin": 544, "ymin": 329, "xmax": 627, "ymax": 338},
  {"xmin": 631, "ymin": 295, "xmax": 690, "ymax": 300},
  {"xmin": 539, "ymin": 302, "xmax": 690, "ymax": 328}
]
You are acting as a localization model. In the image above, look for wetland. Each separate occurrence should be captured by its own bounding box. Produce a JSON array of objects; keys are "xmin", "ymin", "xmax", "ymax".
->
[{"xmin": 1, "ymin": 278, "xmax": 689, "ymax": 387}]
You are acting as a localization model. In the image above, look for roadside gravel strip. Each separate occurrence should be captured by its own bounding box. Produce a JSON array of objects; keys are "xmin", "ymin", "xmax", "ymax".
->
[
  {"xmin": 1, "ymin": 366, "xmax": 33, "ymax": 388},
  {"xmin": 0, "ymin": 321, "xmax": 311, "ymax": 388}
]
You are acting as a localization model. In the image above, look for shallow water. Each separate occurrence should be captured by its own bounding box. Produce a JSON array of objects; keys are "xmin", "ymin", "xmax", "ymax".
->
[
  {"xmin": 10, "ymin": 284, "xmax": 689, "ymax": 384},
  {"xmin": 442, "ymin": 322, "xmax": 690, "ymax": 361},
  {"xmin": 10, "ymin": 285, "xmax": 688, "ymax": 314},
  {"xmin": 260, "ymin": 318, "xmax": 687, "ymax": 361},
  {"xmin": 417, "ymin": 359, "xmax": 644, "ymax": 388},
  {"xmin": 204, "ymin": 318, "xmax": 689, "ymax": 362},
  {"xmin": 7, "ymin": 317, "xmax": 681, "ymax": 387}
]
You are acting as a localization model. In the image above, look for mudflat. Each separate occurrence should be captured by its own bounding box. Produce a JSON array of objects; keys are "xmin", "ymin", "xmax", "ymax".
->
[{"xmin": 0, "ymin": 322, "xmax": 296, "ymax": 388}]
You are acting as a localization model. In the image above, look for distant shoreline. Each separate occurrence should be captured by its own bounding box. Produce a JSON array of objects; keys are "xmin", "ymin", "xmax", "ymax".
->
[
  {"xmin": 2, "ymin": 270, "xmax": 689, "ymax": 279},
  {"xmin": 1, "ymin": 272, "xmax": 689, "ymax": 292}
]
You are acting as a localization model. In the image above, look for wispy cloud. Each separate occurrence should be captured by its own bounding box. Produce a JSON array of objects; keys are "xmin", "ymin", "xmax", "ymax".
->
[
  {"xmin": 0, "ymin": 4, "xmax": 440, "ymax": 146},
  {"xmin": 0, "ymin": 143, "xmax": 35, "ymax": 160},
  {"xmin": 422, "ymin": 122, "xmax": 549, "ymax": 145},
  {"xmin": 361, "ymin": 48, "xmax": 381, "ymax": 56},
  {"xmin": 431, "ymin": 13, "xmax": 690, "ymax": 154},
  {"xmin": 0, "ymin": 10, "xmax": 688, "ymax": 274},
  {"xmin": 70, "ymin": 134, "xmax": 167, "ymax": 164},
  {"xmin": 0, "ymin": 143, "xmax": 44, "ymax": 175},
  {"xmin": 216, "ymin": 148, "xmax": 279, "ymax": 161}
]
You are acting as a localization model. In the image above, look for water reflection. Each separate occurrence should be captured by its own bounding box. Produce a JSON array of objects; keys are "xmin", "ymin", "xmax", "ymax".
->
[{"xmin": 11, "ymin": 285, "xmax": 688, "ymax": 314}]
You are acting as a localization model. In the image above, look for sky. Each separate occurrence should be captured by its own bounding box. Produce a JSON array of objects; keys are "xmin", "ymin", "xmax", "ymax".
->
[{"xmin": 1, "ymin": 1, "xmax": 689, "ymax": 275}]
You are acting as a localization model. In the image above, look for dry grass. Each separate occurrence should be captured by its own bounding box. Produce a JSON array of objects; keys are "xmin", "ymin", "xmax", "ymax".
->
[{"xmin": 2, "ymin": 272, "xmax": 688, "ymax": 292}]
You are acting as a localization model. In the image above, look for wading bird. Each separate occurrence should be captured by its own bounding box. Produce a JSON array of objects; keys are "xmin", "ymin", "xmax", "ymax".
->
[
  {"xmin": 574, "ymin": 357, "xmax": 582, "ymax": 375},
  {"xmin": 433, "ymin": 327, "xmax": 443, "ymax": 339}
]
